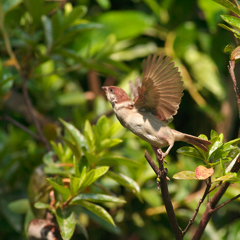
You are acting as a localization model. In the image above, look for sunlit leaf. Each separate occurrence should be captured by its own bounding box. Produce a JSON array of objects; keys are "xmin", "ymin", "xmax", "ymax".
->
[
  {"xmin": 47, "ymin": 178, "xmax": 71, "ymax": 202},
  {"xmin": 177, "ymin": 146, "xmax": 204, "ymax": 160},
  {"xmin": 213, "ymin": 173, "xmax": 240, "ymax": 183},
  {"xmin": 41, "ymin": 15, "xmax": 53, "ymax": 51},
  {"xmin": 213, "ymin": 0, "xmax": 240, "ymax": 16},
  {"xmin": 77, "ymin": 200, "xmax": 115, "ymax": 226},
  {"xmin": 56, "ymin": 208, "xmax": 76, "ymax": 240},
  {"xmin": 34, "ymin": 202, "xmax": 50, "ymax": 209},
  {"xmin": 221, "ymin": 15, "xmax": 240, "ymax": 31},
  {"xmin": 63, "ymin": 5, "xmax": 87, "ymax": 29},
  {"xmin": 173, "ymin": 171, "xmax": 197, "ymax": 180},
  {"xmin": 59, "ymin": 118, "xmax": 86, "ymax": 156},
  {"xmin": 70, "ymin": 193, "xmax": 126, "ymax": 204},
  {"xmin": 96, "ymin": 156, "xmax": 144, "ymax": 168},
  {"xmin": 8, "ymin": 199, "xmax": 29, "ymax": 214},
  {"xmin": 80, "ymin": 167, "xmax": 109, "ymax": 189},
  {"xmin": 106, "ymin": 171, "xmax": 142, "ymax": 202}
]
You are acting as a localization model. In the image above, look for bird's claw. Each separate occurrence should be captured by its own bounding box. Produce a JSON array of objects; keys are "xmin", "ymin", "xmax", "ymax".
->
[{"xmin": 156, "ymin": 149, "xmax": 168, "ymax": 164}]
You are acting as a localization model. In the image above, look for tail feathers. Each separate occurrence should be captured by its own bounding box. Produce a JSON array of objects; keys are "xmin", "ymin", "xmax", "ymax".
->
[{"xmin": 172, "ymin": 130, "xmax": 211, "ymax": 151}]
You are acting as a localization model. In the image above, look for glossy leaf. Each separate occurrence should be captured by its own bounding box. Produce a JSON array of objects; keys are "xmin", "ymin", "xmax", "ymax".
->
[
  {"xmin": 63, "ymin": 137, "xmax": 81, "ymax": 160},
  {"xmin": 75, "ymin": 217, "xmax": 89, "ymax": 240},
  {"xmin": 70, "ymin": 176, "xmax": 81, "ymax": 195},
  {"xmin": 177, "ymin": 146, "xmax": 205, "ymax": 160},
  {"xmin": 213, "ymin": 0, "xmax": 240, "ymax": 16},
  {"xmin": 8, "ymin": 199, "xmax": 29, "ymax": 214},
  {"xmin": 195, "ymin": 166, "xmax": 214, "ymax": 180},
  {"xmin": 99, "ymin": 139, "xmax": 122, "ymax": 150},
  {"xmin": 59, "ymin": 118, "xmax": 86, "ymax": 156},
  {"xmin": 80, "ymin": 167, "xmax": 109, "ymax": 189},
  {"xmin": 56, "ymin": 208, "xmax": 76, "ymax": 240},
  {"xmin": 96, "ymin": 156, "xmax": 144, "ymax": 168},
  {"xmin": 34, "ymin": 202, "xmax": 50, "ymax": 209},
  {"xmin": 221, "ymin": 15, "xmax": 240, "ymax": 31},
  {"xmin": 213, "ymin": 173, "xmax": 240, "ymax": 183},
  {"xmin": 47, "ymin": 178, "xmax": 71, "ymax": 202},
  {"xmin": 70, "ymin": 193, "xmax": 126, "ymax": 204},
  {"xmin": 2, "ymin": 0, "xmax": 22, "ymax": 13},
  {"xmin": 84, "ymin": 151, "xmax": 98, "ymax": 165},
  {"xmin": 173, "ymin": 171, "xmax": 198, "ymax": 180},
  {"xmin": 218, "ymin": 23, "xmax": 240, "ymax": 36},
  {"xmin": 63, "ymin": 6, "xmax": 87, "ymax": 29},
  {"xmin": 106, "ymin": 171, "xmax": 142, "ymax": 201},
  {"xmin": 41, "ymin": 15, "xmax": 53, "ymax": 51},
  {"xmin": 77, "ymin": 200, "xmax": 115, "ymax": 226}
]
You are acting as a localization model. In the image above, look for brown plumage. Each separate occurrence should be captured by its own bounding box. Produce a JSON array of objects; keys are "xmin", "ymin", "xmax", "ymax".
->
[{"xmin": 102, "ymin": 52, "xmax": 211, "ymax": 158}]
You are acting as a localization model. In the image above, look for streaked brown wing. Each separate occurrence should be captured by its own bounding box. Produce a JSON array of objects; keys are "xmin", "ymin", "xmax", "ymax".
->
[{"xmin": 134, "ymin": 52, "xmax": 183, "ymax": 122}]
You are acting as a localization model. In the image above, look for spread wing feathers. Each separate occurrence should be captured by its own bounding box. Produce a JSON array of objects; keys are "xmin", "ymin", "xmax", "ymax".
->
[{"xmin": 134, "ymin": 52, "xmax": 184, "ymax": 122}]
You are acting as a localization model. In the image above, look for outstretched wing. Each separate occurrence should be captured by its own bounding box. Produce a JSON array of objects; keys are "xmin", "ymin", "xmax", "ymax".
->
[{"xmin": 134, "ymin": 52, "xmax": 183, "ymax": 122}]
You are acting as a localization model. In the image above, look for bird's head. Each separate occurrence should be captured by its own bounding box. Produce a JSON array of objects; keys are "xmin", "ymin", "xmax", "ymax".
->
[{"xmin": 102, "ymin": 86, "xmax": 132, "ymax": 107}]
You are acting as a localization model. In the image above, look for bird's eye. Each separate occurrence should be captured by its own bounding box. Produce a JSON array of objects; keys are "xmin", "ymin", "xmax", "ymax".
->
[{"xmin": 109, "ymin": 88, "xmax": 114, "ymax": 93}]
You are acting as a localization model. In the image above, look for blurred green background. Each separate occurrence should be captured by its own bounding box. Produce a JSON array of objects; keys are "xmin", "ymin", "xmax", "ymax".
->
[{"xmin": 1, "ymin": 0, "xmax": 240, "ymax": 239}]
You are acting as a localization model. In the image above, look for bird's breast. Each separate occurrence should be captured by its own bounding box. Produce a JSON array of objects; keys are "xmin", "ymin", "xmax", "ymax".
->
[{"xmin": 114, "ymin": 107, "xmax": 170, "ymax": 148}]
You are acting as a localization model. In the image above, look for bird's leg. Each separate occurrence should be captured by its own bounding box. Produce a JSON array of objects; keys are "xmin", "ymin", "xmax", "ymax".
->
[
  {"xmin": 151, "ymin": 146, "xmax": 168, "ymax": 164},
  {"xmin": 161, "ymin": 144, "xmax": 174, "ymax": 159}
]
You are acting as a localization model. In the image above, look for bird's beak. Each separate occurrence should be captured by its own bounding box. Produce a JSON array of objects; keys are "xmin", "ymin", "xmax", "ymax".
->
[{"xmin": 102, "ymin": 86, "xmax": 108, "ymax": 92}]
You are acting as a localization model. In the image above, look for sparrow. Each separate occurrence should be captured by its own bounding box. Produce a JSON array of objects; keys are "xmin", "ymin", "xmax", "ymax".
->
[{"xmin": 102, "ymin": 52, "xmax": 211, "ymax": 158}]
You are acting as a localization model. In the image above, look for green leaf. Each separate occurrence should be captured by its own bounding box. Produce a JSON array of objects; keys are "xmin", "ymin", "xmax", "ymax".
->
[
  {"xmin": 173, "ymin": 171, "xmax": 198, "ymax": 180},
  {"xmin": 77, "ymin": 200, "xmax": 115, "ymax": 226},
  {"xmin": 34, "ymin": 202, "xmax": 50, "ymax": 209},
  {"xmin": 218, "ymin": 23, "xmax": 240, "ymax": 36},
  {"xmin": 2, "ymin": 0, "xmax": 22, "ymax": 13},
  {"xmin": 59, "ymin": 118, "xmax": 86, "ymax": 155},
  {"xmin": 56, "ymin": 208, "xmax": 76, "ymax": 240},
  {"xmin": 84, "ymin": 120, "xmax": 94, "ymax": 151},
  {"xmin": 99, "ymin": 139, "xmax": 122, "ymax": 149},
  {"xmin": 106, "ymin": 171, "xmax": 142, "ymax": 202},
  {"xmin": 41, "ymin": 15, "xmax": 53, "ymax": 51},
  {"xmin": 70, "ymin": 193, "xmax": 126, "ymax": 204},
  {"xmin": 221, "ymin": 15, "xmax": 240, "ymax": 31},
  {"xmin": 213, "ymin": 173, "xmax": 240, "ymax": 183},
  {"xmin": 220, "ymin": 158, "xmax": 225, "ymax": 175},
  {"xmin": 70, "ymin": 176, "xmax": 81, "ymax": 195},
  {"xmin": 84, "ymin": 151, "xmax": 98, "ymax": 165},
  {"xmin": 96, "ymin": 156, "xmax": 144, "ymax": 168},
  {"xmin": 227, "ymin": 138, "xmax": 240, "ymax": 146},
  {"xmin": 75, "ymin": 217, "xmax": 89, "ymax": 240},
  {"xmin": 8, "ymin": 199, "xmax": 29, "ymax": 214},
  {"xmin": 63, "ymin": 6, "xmax": 87, "ymax": 29},
  {"xmin": 224, "ymin": 44, "xmax": 234, "ymax": 53},
  {"xmin": 177, "ymin": 146, "xmax": 205, "ymax": 160},
  {"xmin": 96, "ymin": 0, "xmax": 111, "ymax": 10},
  {"xmin": 80, "ymin": 167, "xmax": 109, "ymax": 189},
  {"xmin": 63, "ymin": 137, "xmax": 81, "ymax": 159},
  {"xmin": 98, "ymin": 11, "xmax": 154, "ymax": 39},
  {"xmin": 24, "ymin": 0, "xmax": 44, "ymax": 24},
  {"xmin": 213, "ymin": 0, "xmax": 240, "ymax": 16},
  {"xmin": 47, "ymin": 178, "xmax": 71, "ymax": 202}
]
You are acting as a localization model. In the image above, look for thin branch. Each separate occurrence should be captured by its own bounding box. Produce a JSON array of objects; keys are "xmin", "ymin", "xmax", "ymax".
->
[
  {"xmin": 228, "ymin": 60, "xmax": 240, "ymax": 120},
  {"xmin": 183, "ymin": 179, "xmax": 211, "ymax": 236},
  {"xmin": 21, "ymin": 73, "xmax": 51, "ymax": 151},
  {"xmin": 0, "ymin": 12, "xmax": 51, "ymax": 151},
  {"xmin": 144, "ymin": 150, "xmax": 160, "ymax": 176},
  {"xmin": 145, "ymin": 150, "xmax": 183, "ymax": 240},
  {"xmin": 193, "ymin": 60, "xmax": 240, "ymax": 240},
  {"xmin": 211, "ymin": 194, "xmax": 240, "ymax": 213},
  {"xmin": 1, "ymin": 115, "xmax": 41, "ymax": 140}
]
